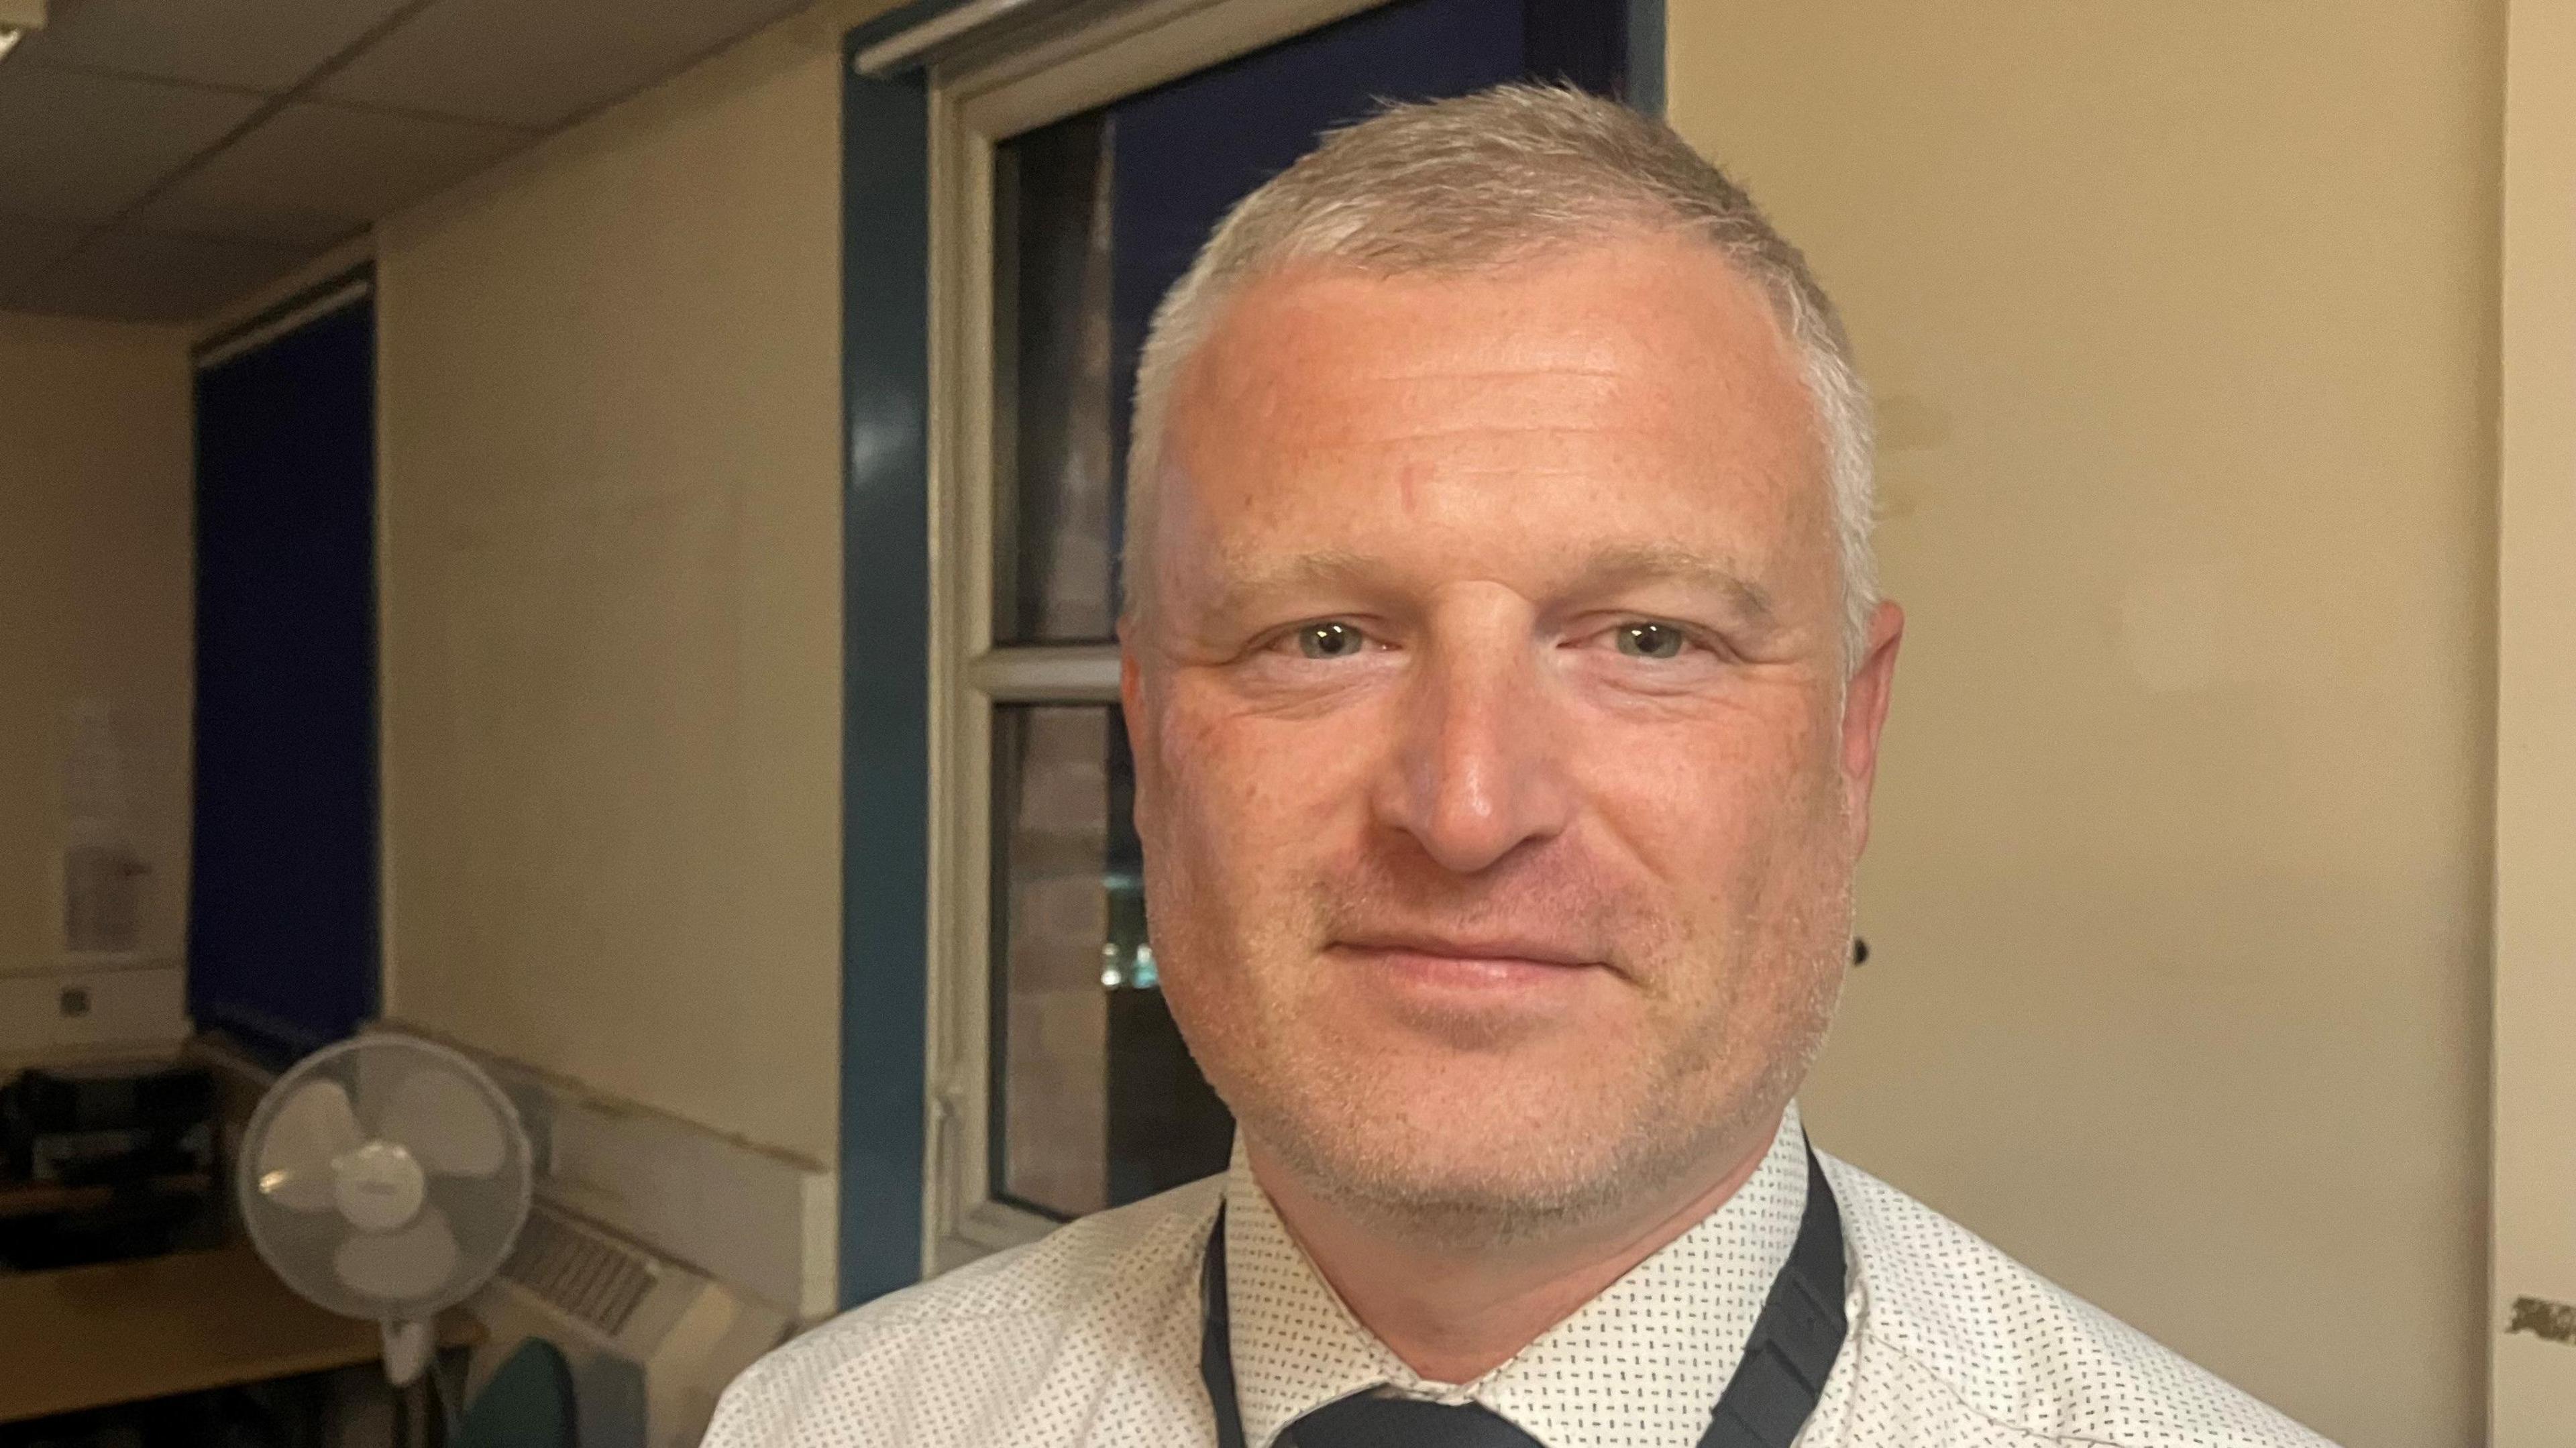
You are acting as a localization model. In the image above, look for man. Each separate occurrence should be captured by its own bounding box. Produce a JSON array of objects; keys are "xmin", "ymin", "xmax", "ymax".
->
[{"xmin": 708, "ymin": 85, "xmax": 2334, "ymax": 1448}]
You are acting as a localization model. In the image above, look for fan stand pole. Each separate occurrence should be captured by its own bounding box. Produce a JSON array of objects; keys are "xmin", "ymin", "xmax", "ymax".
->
[{"xmin": 381, "ymin": 1317, "xmax": 433, "ymax": 1386}]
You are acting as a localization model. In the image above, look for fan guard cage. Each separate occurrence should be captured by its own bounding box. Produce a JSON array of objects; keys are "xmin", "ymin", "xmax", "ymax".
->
[{"xmin": 237, "ymin": 1034, "xmax": 533, "ymax": 1323}]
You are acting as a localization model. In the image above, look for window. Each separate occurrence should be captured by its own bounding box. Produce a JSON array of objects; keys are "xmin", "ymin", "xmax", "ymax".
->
[{"xmin": 922, "ymin": 0, "xmax": 1631, "ymax": 1270}]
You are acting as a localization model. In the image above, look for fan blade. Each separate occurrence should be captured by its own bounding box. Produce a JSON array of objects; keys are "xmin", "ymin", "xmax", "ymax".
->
[
  {"xmin": 335, "ymin": 1208, "xmax": 460, "ymax": 1303},
  {"xmin": 256, "ymin": 1079, "xmax": 365, "ymax": 1213},
  {"xmin": 376, "ymin": 1066, "xmax": 508, "ymax": 1178}
]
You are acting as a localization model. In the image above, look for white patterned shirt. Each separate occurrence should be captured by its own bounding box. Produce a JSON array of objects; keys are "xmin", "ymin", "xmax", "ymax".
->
[{"xmin": 704, "ymin": 1104, "xmax": 2336, "ymax": 1447}]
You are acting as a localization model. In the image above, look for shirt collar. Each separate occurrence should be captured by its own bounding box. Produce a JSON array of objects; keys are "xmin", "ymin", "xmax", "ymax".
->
[{"xmin": 1221, "ymin": 1102, "xmax": 1810, "ymax": 1448}]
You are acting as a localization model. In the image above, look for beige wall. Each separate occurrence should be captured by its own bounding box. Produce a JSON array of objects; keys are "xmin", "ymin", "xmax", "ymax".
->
[
  {"xmin": 2490, "ymin": 0, "xmax": 2576, "ymax": 1437},
  {"xmin": 1670, "ymin": 4, "xmax": 2498, "ymax": 1443},
  {"xmin": 375, "ymin": 11, "xmax": 851, "ymax": 1164},
  {"xmin": 0, "ymin": 314, "xmax": 193, "ymax": 995}
]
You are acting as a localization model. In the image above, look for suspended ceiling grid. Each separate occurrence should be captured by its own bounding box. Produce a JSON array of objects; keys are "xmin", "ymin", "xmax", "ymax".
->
[{"xmin": 0, "ymin": 0, "xmax": 817, "ymax": 321}]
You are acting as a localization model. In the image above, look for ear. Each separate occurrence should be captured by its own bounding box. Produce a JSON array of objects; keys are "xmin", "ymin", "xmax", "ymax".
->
[{"xmin": 1838, "ymin": 600, "xmax": 1904, "ymax": 854}]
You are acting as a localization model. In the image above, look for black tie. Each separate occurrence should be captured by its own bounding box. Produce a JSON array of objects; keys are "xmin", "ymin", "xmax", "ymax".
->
[{"xmin": 1284, "ymin": 1394, "xmax": 1544, "ymax": 1448}]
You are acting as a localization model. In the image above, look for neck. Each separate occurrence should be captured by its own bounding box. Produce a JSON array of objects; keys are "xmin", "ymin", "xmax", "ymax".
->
[{"xmin": 1245, "ymin": 1110, "xmax": 1786, "ymax": 1384}]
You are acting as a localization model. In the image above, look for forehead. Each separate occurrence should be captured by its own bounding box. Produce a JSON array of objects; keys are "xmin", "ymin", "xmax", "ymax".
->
[
  {"xmin": 1186, "ymin": 234, "xmax": 1811, "ymax": 427},
  {"xmin": 1155, "ymin": 234, "xmax": 1833, "ymax": 602}
]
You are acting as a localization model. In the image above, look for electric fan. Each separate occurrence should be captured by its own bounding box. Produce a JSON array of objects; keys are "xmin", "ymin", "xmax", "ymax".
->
[{"xmin": 237, "ymin": 1034, "xmax": 533, "ymax": 1386}]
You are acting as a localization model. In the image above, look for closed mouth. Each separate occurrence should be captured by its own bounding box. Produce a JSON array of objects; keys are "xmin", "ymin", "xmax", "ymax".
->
[{"xmin": 1332, "ymin": 934, "xmax": 1600, "ymax": 969}]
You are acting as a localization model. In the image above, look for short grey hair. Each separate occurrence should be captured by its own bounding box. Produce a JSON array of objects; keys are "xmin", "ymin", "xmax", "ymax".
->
[{"xmin": 1121, "ymin": 82, "xmax": 1878, "ymax": 664}]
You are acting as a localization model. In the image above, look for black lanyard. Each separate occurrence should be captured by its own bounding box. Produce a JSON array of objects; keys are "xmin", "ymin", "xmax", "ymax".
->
[{"xmin": 1199, "ymin": 1139, "xmax": 1847, "ymax": 1448}]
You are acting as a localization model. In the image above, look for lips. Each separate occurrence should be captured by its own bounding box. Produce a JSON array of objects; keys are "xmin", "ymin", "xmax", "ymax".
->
[
  {"xmin": 1330, "ymin": 929, "xmax": 1610, "ymax": 991},
  {"xmin": 1335, "ymin": 933, "xmax": 1597, "ymax": 968},
  {"xmin": 1327, "ymin": 939, "xmax": 1605, "ymax": 1033}
]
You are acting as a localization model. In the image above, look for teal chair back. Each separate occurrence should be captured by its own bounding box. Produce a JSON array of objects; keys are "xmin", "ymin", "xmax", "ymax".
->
[{"xmin": 452, "ymin": 1338, "xmax": 579, "ymax": 1448}]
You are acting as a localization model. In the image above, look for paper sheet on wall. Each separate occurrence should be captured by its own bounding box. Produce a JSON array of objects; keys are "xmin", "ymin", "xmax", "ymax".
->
[{"xmin": 62, "ymin": 698, "xmax": 143, "ymax": 956}]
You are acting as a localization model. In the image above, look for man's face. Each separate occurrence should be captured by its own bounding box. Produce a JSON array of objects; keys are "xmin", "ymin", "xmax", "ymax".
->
[{"xmin": 1120, "ymin": 233, "xmax": 1902, "ymax": 1235}]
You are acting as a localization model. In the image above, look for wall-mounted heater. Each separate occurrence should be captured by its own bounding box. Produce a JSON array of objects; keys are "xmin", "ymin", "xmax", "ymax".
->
[{"xmin": 468, "ymin": 1200, "xmax": 792, "ymax": 1448}]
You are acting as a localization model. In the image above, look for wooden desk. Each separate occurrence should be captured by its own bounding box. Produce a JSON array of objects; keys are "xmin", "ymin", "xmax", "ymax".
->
[
  {"xmin": 0, "ymin": 1172, "xmax": 212, "ymax": 1221},
  {"xmin": 0, "ymin": 1243, "xmax": 478, "ymax": 1425}
]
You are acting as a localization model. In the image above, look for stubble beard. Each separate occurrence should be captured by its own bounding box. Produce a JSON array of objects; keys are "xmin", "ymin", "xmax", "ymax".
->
[{"xmin": 1156, "ymin": 834, "xmax": 1856, "ymax": 1253}]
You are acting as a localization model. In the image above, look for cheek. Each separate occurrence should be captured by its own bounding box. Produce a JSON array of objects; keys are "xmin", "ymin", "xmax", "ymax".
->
[
  {"xmin": 1592, "ymin": 698, "xmax": 1842, "ymax": 869},
  {"xmin": 1149, "ymin": 714, "xmax": 1260, "ymax": 879},
  {"xmin": 1136, "ymin": 699, "xmax": 1327, "ymax": 986},
  {"xmin": 1150, "ymin": 691, "xmax": 1371, "ymax": 870},
  {"xmin": 1135, "ymin": 706, "xmax": 1340, "ymax": 1073}
]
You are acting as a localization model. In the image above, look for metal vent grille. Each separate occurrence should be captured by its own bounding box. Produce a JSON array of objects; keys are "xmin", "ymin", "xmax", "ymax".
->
[{"xmin": 500, "ymin": 1205, "xmax": 657, "ymax": 1337}]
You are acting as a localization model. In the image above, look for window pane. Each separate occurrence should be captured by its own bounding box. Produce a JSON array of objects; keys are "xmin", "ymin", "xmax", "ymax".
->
[
  {"xmin": 989, "ymin": 704, "xmax": 1232, "ymax": 1219},
  {"xmin": 991, "ymin": 115, "xmax": 1121, "ymax": 645},
  {"xmin": 987, "ymin": 0, "xmax": 1558, "ymax": 645}
]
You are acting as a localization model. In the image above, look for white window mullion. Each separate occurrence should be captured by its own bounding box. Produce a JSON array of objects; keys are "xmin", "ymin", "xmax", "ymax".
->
[
  {"xmin": 969, "ymin": 644, "xmax": 1123, "ymax": 702},
  {"xmin": 922, "ymin": 72, "xmax": 1004, "ymax": 1274}
]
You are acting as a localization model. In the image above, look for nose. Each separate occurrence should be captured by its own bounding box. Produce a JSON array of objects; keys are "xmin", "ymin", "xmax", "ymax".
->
[{"xmin": 1375, "ymin": 604, "xmax": 1578, "ymax": 875}]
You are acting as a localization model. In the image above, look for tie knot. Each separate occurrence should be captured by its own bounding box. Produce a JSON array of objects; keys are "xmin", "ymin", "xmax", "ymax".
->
[{"xmin": 1286, "ymin": 1392, "xmax": 1544, "ymax": 1448}]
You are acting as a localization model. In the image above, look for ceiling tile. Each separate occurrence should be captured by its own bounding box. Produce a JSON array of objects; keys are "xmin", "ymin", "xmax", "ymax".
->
[
  {"xmin": 135, "ymin": 101, "xmax": 532, "ymax": 245},
  {"xmin": 0, "ymin": 66, "xmax": 264, "ymax": 223},
  {"xmin": 19, "ymin": 0, "xmax": 419, "ymax": 93},
  {"xmin": 5, "ymin": 229, "xmax": 314, "ymax": 322},
  {"xmin": 317, "ymin": 0, "xmax": 811, "ymax": 129},
  {"xmin": 0, "ymin": 215, "xmax": 90, "ymax": 296}
]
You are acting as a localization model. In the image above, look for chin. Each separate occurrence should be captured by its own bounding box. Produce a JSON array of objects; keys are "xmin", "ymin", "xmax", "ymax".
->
[
  {"xmin": 1318, "ymin": 1144, "xmax": 1655, "ymax": 1247},
  {"xmin": 1247, "ymin": 1066, "xmax": 1692, "ymax": 1238}
]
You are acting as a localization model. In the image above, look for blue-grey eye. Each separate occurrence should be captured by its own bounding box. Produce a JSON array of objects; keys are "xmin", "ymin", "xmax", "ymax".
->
[
  {"xmin": 1299, "ymin": 622, "xmax": 1366, "ymax": 659},
  {"xmin": 1615, "ymin": 622, "xmax": 1687, "ymax": 659}
]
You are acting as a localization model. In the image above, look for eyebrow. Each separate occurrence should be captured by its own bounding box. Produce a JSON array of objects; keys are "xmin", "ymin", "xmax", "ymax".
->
[
  {"xmin": 1208, "ymin": 548, "xmax": 1376, "ymax": 618},
  {"xmin": 1208, "ymin": 541, "xmax": 1781, "ymax": 628},
  {"xmin": 1564, "ymin": 541, "xmax": 1782, "ymax": 628}
]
